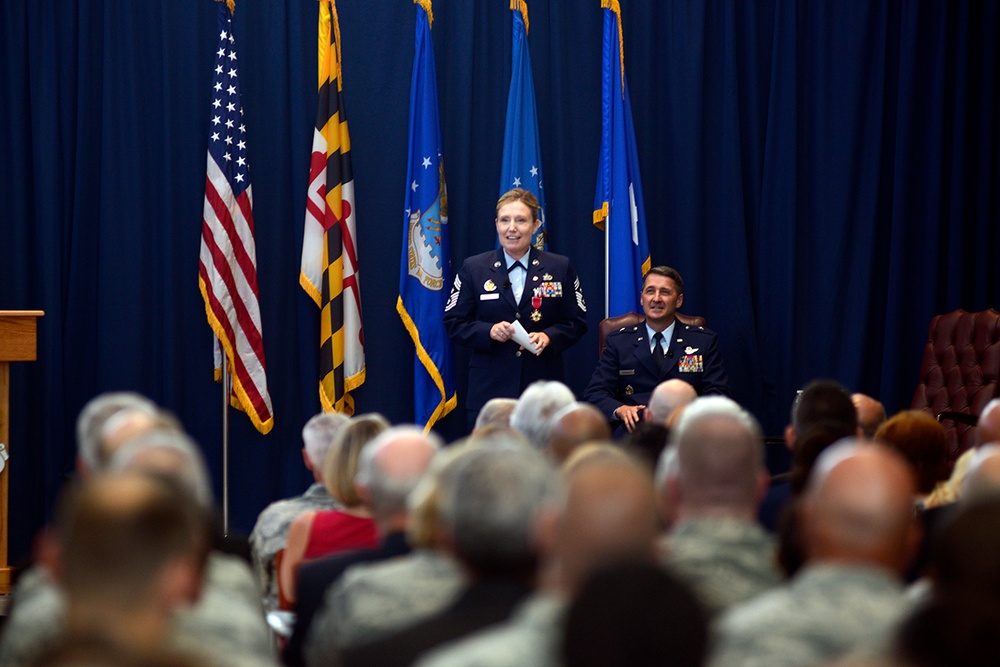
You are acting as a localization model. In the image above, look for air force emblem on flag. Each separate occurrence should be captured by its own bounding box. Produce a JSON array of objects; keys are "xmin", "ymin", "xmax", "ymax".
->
[{"xmin": 407, "ymin": 166, "xmax": 448, "ymax": 291}]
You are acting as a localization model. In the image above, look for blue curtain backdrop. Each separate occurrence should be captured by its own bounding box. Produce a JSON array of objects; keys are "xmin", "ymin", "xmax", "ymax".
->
[{"xmin": 2, "ymin": 0, "xmax": 997, "ymax": 562}]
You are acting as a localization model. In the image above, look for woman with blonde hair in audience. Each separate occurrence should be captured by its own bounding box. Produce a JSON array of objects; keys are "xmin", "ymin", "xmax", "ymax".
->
[{"xmin": 278, "ymin": 413, "xmax": 389, "ymax": 607}]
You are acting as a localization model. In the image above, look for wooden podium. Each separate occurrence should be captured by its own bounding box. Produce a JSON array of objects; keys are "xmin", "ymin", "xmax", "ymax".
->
[{"xmin": 0, "ymin": 310, "xmax": 44, "ymax": 594}]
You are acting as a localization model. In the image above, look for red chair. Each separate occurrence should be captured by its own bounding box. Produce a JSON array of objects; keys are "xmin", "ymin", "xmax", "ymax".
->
[
  {"xmin": 911, "ymin": 308, "xmax": 1000, "ymax": 461},
  {"xmin": 597, "ymin": 311, "xmax": 707, "ymax": 358}
]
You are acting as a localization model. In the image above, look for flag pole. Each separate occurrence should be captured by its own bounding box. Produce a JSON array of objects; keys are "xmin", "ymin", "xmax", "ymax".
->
[{"xmin": 220, "ymin": 351, "xmax": 230, "ymax": 536}]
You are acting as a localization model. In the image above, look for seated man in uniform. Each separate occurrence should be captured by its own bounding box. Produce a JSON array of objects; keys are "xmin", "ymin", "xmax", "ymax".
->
[{"xmin": 584, "ymin": 266, "xmax": 730, "ymax": 434}]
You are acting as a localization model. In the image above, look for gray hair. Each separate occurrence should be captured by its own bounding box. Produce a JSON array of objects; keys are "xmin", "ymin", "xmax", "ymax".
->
[
  {"xmin": 107, "ymin": 427, "xmax": 214, "ymax": 509},
  {"xmin": 438, "ymin": 444, "xmax": 557, "ymax": 575},
  {"xmin": 302, "ymin": 412, "xmax": 350, "ymax": 469},
  {"xmin": 510, "ymin": 381, "xmax": 575, "ymax": 449},
  {"xmin": 474, "ymin": 398, "xmax": 519, "ymax": 431},
  {"xmin": 76, "ymin": 392, "xmax": 158, "ymax": 473},
  {"xmin": 355, "ymin": 426, "xmax": 442, "ymax": 521}
]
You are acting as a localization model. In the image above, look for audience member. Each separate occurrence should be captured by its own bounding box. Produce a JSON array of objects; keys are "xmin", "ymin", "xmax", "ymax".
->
[
  {"xmin": 874, "ymin": 410, "xmax": 950, "ymax": 505},
  {"xmin": 278, "ymin": 414, "xmax": 389, "ymax": 606},
  {"xmin": 303, "ymin": 439, "xmax": 469, "ymax": 667},
  {"xmin": 646, "ymin": 379, "xmax": 697, "ymax": 426},
  {"xmin": 74, "ymin": 391, "xmax": 159, "ymax": 475},
  {"xmin": 621, "ymin": 420, "xmax": 670, "ymax": 468},
  {"xmin": 852, "ymin": 393, "xmax": 886, "ymax": 439},
  {"xmin": 509, "ymin": 380, "xmax": 575, "ymax": 449},
  {"xmin": 341, "ymin": 444, "xmax": 556, "ymax": 666},
  {"xmin": 34, "ymin": 473, "xmax": 209, "ymax": 665},
  {"xmin": 923, "ymin": 399, "xmax": 1000, "ymax": 507},
  {"xmin": 473, "ymin": 398, "xmax": 518, "ymax": 432},
  {"xmin": 416, "ymin": 447, "xmax": 661, "ymax": 667},
  {"xmin": 711, "ymin": 442, "xmax": 920, "ymax": 667},
  {"xmin": 286, "ymin": 427, "xmax": 439, "ymax": 667},
  {"xmin": 546, "ymin": 402, "xmax": 611, "ymax": 463},
  {"xmin": 658, "ymin": 396, "xmax": 781, "ymax": 615},
  {"xmin": 562, "ymin": 561, "xmax": 708, "ymax": 667},
  {"xmin": 249, "ymin": 412, "xmax": 348, "ymax": 610}
]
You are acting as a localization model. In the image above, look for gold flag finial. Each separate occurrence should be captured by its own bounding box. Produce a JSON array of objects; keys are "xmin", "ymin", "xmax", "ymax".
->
[
  {"xmin": 415, "ymin": 0, "xmax": 434, "ymax": 28},
  {"xmin": 510, "ymin": 0, "xmax": 529, "ymax": 33}
]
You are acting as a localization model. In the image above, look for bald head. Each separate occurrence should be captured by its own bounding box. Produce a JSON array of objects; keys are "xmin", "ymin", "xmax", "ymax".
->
[
  {"xmin": 356, "ymin": 427, "xmax": 441, "ymax": 526},
  {"xmin": 801, "ymin": 442, "xmax": 918, "ymax": 573},
  {"xmin": 852, "ymin": 393, "xmax": 886, "ymax": 439},
  {"xmin": 474, "ymin": 398, "xmax": 518, "ymax": 432},
  {"xmin": 548, "ymin": 403, "xmax": 612, "ymax": 463},
  {"xmin": 663, "ymin": 396, "xmax": 765, "ymax": 519},
  {"xmin": 962, "ymin": 444, "xmax": 1000, "ymax": 502},
  {"xmin": 557, "ymin": 456, "xmax": 659, "ymax": 593},
  {"xmin": 976, "ymin": 399, "xmax": 1000, "ymax": 447},
  {"xmin": 647, "ymin": 380, "xmax": 697, "ymax": 425}
]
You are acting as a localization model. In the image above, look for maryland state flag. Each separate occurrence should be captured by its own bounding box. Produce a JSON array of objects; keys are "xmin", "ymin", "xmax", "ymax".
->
[
  {"xmin": 301, "ymin": 1, "xmax": 365, "ymax": 414},
  {"xmin": 396, "ymin": 0, "xmax": 456, "ymax": 432},
  {"xmin": 593, "ymin": 0, "xmax": 651, "ymax": 318},
  {"xmin": 500, "ymin": 0, "xmax": 547, "ymax": 250}
]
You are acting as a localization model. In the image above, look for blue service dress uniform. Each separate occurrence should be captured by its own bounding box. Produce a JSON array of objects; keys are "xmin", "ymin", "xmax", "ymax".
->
[
  {"xmin": 443, "ymin": 247, "xmax": 588, "ymax": 418},
  {"xmin": 584, "ymin": 320, "xmax": 731, "ymax": 424}
]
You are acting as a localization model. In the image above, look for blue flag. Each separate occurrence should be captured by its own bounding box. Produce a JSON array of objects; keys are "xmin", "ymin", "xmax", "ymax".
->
[
  {"xmin": 593, "ymin": 0, "xmax": 651, "ymax": 318},
  {"xmin": 397, "ymin": 0, "xmax": 457, "ymax": 431},
  {"xmin": 500, "ymin": 1, "xmax": 547, "ymax": 249}
]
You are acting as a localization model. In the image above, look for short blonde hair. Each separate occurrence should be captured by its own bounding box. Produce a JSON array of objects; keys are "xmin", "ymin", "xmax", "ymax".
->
[
  {"xmin": 496, "ymin": 188, "xmax": 539, "ymax": 221},
  {"xmin": 322, "ymin": 414, "xmax": 390, "ymax": 507}
]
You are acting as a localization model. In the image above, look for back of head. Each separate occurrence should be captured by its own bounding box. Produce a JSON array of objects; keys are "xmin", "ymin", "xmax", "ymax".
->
[
  {"xmin": 667, "ymin": 396, "xmax": 765, "ymax": 516},
  {"xmin": 789, "ymin": 425, "xmax": 858, "ymax": 495},
  {"xmin": 54, "ymin": 472, "xmax": 210, "ymax": 609},
  {"xmin": 852, "ymin": 393, "xmax": 886, "ymax": 439},
  {"xmin": 355, "ymin": 426, "xmax": 440, "ymax": 524},
  {"xmin": 647, "ymin": 379, "xmax": 697, "ymax": 425},
  {"xmin": 929, "ymin": 496, "xmax": 1000, "ymax": 599},
  {"xmin": 976, "ymin": 398, "xmax": 1000, "ymax": 447},
  {"xmin": 801, "ymin": 441, "xmax": 918, "ymax": 573},
  {"xmin": 437, "ymin": 445, "xmax": 556, "ymax": 578},
  {"xmin": 548, "ymin": 402, "xmax": 611, "ymax": 463},
  {"xmin": 962, "ymin": 444, "xmax": 1000, "ymax": 502},
  {"xmin": 107, "ymin": 426, "xmax": 214, "ymax": 510},
  {"xmin": 791, "ymin": 379, "xmax": 857, "ymax": 441},
  {"xmin": 474, "ymin": 398, "xmax": 518, "ymax": 432},
  {"xmin": 557, "ymin": 453, "xmax": 659, "ymax": 591},
  {"xmin": 510, "ymin": 381, "xmax": 575, "ymax": 449},
  {"xmin": 302, "ymin": 412, "xmax": 350, "ymax": 470},
  {"xmin": 322, "ymin": 413, "xmax": 390, "ymax": 506},
  {"xmin": 562, "ymin": 560, "xmax": 707, "ymax": 667},
  {"xmin": 874, "ymin": 410, "xmax": 950, "ymax": 494},
  {"xmin": 76, "ymin": 392, "xmax": 159, "ymax": 474}
]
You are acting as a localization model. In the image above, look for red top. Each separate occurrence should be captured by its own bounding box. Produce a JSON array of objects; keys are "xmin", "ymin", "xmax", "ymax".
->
[{"xmin": 302, "ymin": 509, "xmax": 378, "ymax": 560}]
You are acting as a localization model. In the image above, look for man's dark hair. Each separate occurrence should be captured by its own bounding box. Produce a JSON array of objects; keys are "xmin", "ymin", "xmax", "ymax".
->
[
  {"xmin": 790, "ymin": 379, "xmax": 857, "ymax": 438},
  {"xmin": 642, "ymin": 266, "xmax": 683, "ymax": 293}
]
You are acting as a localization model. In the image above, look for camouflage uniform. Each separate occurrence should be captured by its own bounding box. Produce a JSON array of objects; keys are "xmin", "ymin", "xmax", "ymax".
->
[
  {"xmin": 710, "ymin": 564, "xmax": 911, "ymax": 667},
  {"xmin": 414, "ymin": 593, "xmax": 565, "ymax": 667},
  {"xmin": 248, "ymin": 482, "xmax": 341, "ymax": 610},
  {"xmin": 662, "ymin": 517, "xmax": 782, "ymax": 616},
  {"xmin": 304, "ymin": 549, "xmax": 465, "ymax": 667},
  {"xmin": 0, "ymin": 553, "xmax": 278, "ymax": 667}
]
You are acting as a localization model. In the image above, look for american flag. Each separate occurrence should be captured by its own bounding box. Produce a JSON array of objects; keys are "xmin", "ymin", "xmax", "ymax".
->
[{"xmin": 198, "ymin": 1, "xmax": 274, "ymax": 434}]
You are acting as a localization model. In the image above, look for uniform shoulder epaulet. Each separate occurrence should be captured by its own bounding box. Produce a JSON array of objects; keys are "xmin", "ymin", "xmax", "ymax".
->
[{"xmin": 611, "ymin": 325, "xmax": 638, "ymax": 336}]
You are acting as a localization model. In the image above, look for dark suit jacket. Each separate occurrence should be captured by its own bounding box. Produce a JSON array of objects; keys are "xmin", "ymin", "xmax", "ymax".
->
[
  {"xmin": 283, "ymin": 532, "xmax": 411, "ymax": 667},
  {"xmin": 443, "ymin": 247, "xmax": 588, "ymax": 416},
  {"xmin": 584, "ymin": 319, "xmax": 731, "ymax": 426},
  {"xmin": 341, "ymin": 577, "xmax": 533, "ymax": 667}
]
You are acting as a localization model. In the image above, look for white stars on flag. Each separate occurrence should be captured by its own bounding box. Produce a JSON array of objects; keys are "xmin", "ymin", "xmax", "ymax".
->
[{"xmin": 207, "ymin": 19, "xmax": 250, "ymax": 190}]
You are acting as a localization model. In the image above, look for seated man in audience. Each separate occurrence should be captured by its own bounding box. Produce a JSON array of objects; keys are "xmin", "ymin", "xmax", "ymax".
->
[
  {"xmin": 33, "ymin": 472, "xmax": 210, "ymax": 666},
  {"xmin": 584, "ymin": 266, "xmax": 730, "ymax": 436},
  {"xmin": 284, "ymin": 427, "xmax": 440, "ymax": 667},
  {"xmin": 509, "ymin": 380, "xmax": 576, "ymax": 449},
  {"xmin": 416, "ymin": 447, "xmax": 662, "ymax": 667},
  {"xmin": 923, "ymin": 397, "xmax": 1000, "ymax": 507},
  {"xmin": 646, "ymin": 378, "xmax": 697, "ymax": 427},
  {"xmin": 545, "ymin": 402, "xmax": 611, "ymax": 463},
  {"xmin": 473, "ymin": 397, "xmax": 518, "ymax": 433},
  {"xmin": 249, "ymin": 412, "xmax": 348, "ymax": 610},
  {"xmin": 711, "ymin": 441, "xmax": 920, "ymax": 667},
  {"xmin": 341, "ymin": 444, "xmax": 557, "ymax": 667},
  {"xmin": 852, "ymin": 392, "xmax": 886, "ymax": 439},
  {"xmin": 657, "ymin": 396, "xmax": 782, "ymax": 615}
]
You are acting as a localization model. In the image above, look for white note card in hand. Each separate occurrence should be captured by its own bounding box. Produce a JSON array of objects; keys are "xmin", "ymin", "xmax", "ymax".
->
[{"xmin": 511, "ymin": 320, "xmax": 541, "ymax": 355}]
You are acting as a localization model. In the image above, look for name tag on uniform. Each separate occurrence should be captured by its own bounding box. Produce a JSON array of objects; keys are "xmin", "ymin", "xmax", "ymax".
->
[
  {"xmin": 618, "ymin": 369, "xmax": 635, "ymax": 376},
  {"xmin": 480, "ymin": 293, "xmax": 500, "ymax": 301},
  {"xmin": 678, "ymin": 355, "xmax": 704, "ymax": 373}
]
